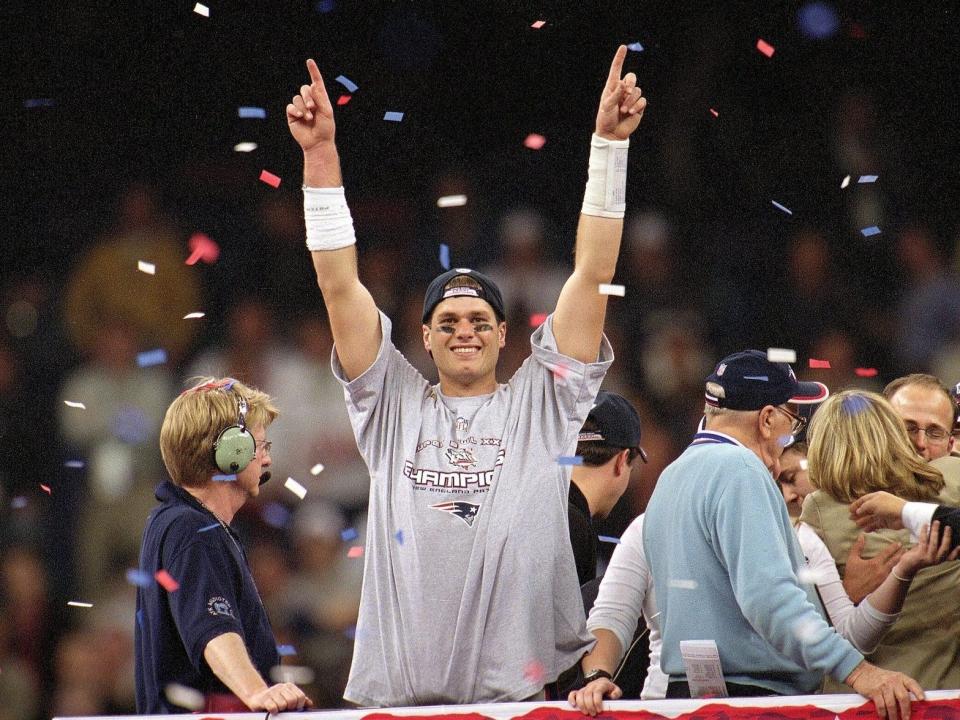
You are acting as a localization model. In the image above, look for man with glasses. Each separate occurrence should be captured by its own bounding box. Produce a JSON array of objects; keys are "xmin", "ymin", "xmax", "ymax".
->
[
  {"xmin": 883, "ymin": 374, "xmax": 957, "ymax": 461},
  {"xmin": 641, "ymin": 351, "xmax": 923, "ymax": 720}
]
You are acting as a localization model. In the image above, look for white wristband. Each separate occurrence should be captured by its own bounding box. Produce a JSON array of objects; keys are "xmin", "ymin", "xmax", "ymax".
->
[
  {"xmin": 304, "ymin": 186, "xmax": 357, "ymax": 251},
  {"xmin": 581, "ymin": 133, "xmax": 629, "ymax": 219}
]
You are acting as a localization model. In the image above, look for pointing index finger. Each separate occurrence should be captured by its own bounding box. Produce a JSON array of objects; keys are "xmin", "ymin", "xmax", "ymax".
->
[
  {"xmin": 306, "ymin": 58, "xmax": 322, "ymax": 84},
  {"xmin": 605, "ymin": 45, "xmax": 627, "ymax": 90}
]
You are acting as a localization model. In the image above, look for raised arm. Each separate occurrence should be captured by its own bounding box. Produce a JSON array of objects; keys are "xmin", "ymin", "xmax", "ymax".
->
[
  {"xmin": 553, "ymin": 45, "xmax": 646, "ymax": 362},
  {"xmin": 287, "ymin": 59, "xmax": 381, "ymax": 380}
]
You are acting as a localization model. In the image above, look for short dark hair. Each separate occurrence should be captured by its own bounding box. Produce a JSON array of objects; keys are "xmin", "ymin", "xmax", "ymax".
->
[
  {"xmin": 883, "ymin": 373, "xmax": 958, "ymax": 424},
  {"xmin": 576, "ymin": 417, "xmax": 640, "ymax": 467}
]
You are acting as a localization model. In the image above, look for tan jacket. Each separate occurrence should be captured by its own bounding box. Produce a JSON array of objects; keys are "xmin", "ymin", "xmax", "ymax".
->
[{"xmin": 800, "ymin": 455, "xmax": 960, "ymax": 691}]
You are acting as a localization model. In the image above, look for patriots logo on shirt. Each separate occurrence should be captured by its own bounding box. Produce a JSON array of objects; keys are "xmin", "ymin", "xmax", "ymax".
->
[{"xmin": 431, "ymin": 501, "xmax": 481, "ymax": 527}]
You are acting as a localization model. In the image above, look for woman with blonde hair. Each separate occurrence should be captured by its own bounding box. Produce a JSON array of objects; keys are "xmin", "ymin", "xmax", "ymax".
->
[{"xmin": 801, "ymin": 389, "xmax": 960, "ymax": 691}]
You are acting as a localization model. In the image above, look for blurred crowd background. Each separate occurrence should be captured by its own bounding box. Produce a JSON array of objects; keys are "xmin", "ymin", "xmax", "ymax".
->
[{"xmin": 3, "ymin": 2, "xmax": 960, "ymax": 717}]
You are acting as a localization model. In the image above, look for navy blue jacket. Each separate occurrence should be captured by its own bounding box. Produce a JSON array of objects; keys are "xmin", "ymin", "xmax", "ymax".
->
[{"xmin": 134, "ymin": 480, "xmax": 279, "ymax": 713}]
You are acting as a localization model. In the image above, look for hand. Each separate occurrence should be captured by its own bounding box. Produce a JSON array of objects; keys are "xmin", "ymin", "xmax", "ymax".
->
[
  {"xmin": 850, "ymin": 492, "xmax": 908, "ymax": 532},
  {"xmin": 895, "ymin": 521, "xmax": 960, "ymax": 578},
  {"xmin": 568, "ymin": 678, "xmax": 622, "ymax": 717},
  {"xmin": 246, "ymin": 683, "xmax": 314, "ymax": 714},
  {"xmin": 286, "ymin": 59, "xmax": 336, "ymax": 153},
  {"xmin": 844, "ymin": 660, "xmax": 924, "ymax": 720},
  {"xmin": 595, "ymin": 46, "xmax": 646, "ymax": 141},
  {"xmin": 843, "ymin": 534, "xmax": 903, "ymax": 604}
]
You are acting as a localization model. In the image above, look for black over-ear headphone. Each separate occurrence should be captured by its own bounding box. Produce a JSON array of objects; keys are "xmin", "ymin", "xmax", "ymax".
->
[{"xmin": 213, "ymin": 394, "xmax": 257, "ymax": 474}]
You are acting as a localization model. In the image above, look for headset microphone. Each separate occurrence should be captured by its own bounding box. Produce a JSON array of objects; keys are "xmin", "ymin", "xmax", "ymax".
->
[{"xmin": 258, "ymin": 471, "xmax": 271, "ymax": 486}]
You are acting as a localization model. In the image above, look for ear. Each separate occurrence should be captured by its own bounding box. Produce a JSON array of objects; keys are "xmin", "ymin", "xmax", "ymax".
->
[
  {"xmin": 614, "ymin": 448, "xmax": 630, "ymax": 476},
  {"xmin": 422, "ymin": 324, "xmax": 432, "ymax": 353},
  {"xmin": 950, "ymin": 434, "xmax": 956, "ymax": 454},
  {"xmin": 758, "ymin": 405, "xmax": 777, "ymax": 439},
  {"xmin": 497, "ymin": 321, "xmax": 507, "ymax": 349}
]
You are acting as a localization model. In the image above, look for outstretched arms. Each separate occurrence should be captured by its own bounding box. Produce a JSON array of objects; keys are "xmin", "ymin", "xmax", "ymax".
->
[
  {"xmin": 287, "ymin": 59, "xmax": 380, "ymax": 381},
  {"xmin": 553, "ymin": 45, "xmax": 646, "ymax": 363}
]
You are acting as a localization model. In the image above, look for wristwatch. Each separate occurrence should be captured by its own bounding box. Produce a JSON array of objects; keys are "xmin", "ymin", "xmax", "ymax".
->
[{"xmin": 582, "ymin": 668, "xmax": 613, "ymax": 684}]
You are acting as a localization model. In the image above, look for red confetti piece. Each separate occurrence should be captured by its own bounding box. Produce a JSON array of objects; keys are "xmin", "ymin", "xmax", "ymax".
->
[
  {"xmin": 155, "ymin": 569, "xmax": 180, "ymax": 592},
  {"xmin": 530, "ymin": 20, "xmax": 546, "ymax": 29},
  {"xmin": 185, "ymin": 232, "xmax": 220, "ymax": 266},
  {"xmin": 523, "ymin": 133, "xmax": 546, "ymax": 150},
  {"xmin": 552, "ymin": 362, "xmax": 570, "ymax": 381},
  {"xmin": 529, "ymin": 313, "xmax": 548, "ymax": 327},
  {"xmin": 523, "ymin": 660, "xmax": 546, "ymax": 684},
  {"xmin": 337, "ymin": 95, "xmax": 352, "ymax": 106},
  {"xmin": 855, "ymin": 367, "xmax": 879, "ymax": 377},
  {"xmin": 39, "ymin": 484, "xmax": 51, "ymax": 495},
  {"xmin": 709, "ymin": 108, "xmax": 719, "ymax": 118},
  {"xmin": 808, "ymin": 358, "xmax": 831, "ymax": 369},
  {"xmin": 756, "ymin": 38, "xmax": 775, "ymax": 57},
  {"xmin": 259, "ymin": 170, "xmax": 281, "ymax": 188},
  {"xmin": 347, "ymin": 546, "xmax": 364, "ymax": 558}
]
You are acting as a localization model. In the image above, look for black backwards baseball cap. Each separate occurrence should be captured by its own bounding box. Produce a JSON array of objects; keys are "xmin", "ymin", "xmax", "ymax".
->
[
  {"xmin": 578, "ymin": 391, "xmax": 648, "ymax": 463},
  {"xmin": 422, "ymin": 268, "xmax": 506, "ymax": 324},
  {"xmin": 704, "ymin": 349, "xmax": 829, "ymax": 410}
]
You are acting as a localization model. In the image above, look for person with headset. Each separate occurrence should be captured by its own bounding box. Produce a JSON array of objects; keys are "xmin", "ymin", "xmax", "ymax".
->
[{"xmin": 134, "ymin": 377, "xmax": 313, "ymax": 714}]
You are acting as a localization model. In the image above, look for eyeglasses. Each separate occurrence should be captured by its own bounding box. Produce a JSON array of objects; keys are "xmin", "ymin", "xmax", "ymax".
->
[
  {"xmin": 904, "ymin": 422, "xmax": 950, "ymax": 443},
  {"xmin": 258, "ymin": 439, "xmax": 273, "ymax": 454},
  {"xmin": 774, "ymin": 405, "xmax": 807, "ymax": 438}
]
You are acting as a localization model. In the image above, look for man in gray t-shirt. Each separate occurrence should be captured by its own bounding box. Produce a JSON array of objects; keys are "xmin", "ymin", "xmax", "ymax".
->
[{"xmin": 285, "ymin": 46, "xmax": 647, "ymax": 706}]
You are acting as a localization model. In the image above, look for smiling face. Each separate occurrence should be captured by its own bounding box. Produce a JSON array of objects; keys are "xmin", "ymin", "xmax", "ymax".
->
[{"xmin": 422, "ymin": 297, "xmax": 506, "ymax": 396}]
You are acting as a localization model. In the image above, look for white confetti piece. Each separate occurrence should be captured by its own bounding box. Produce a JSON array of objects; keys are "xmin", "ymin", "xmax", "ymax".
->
[
  {"xmin": 798, "ymin": 566, "xmax": 831, "ymax": 585},
  {"xmin": 858, "ymin": 174, "xmax": 878, "ymax": 184},
  {"xmin": 792, "ymin": 616, "xmax": 824, "ymax": 644},
  {"xmin": 766, "ymin": 348, "xmax": 797, "ymax": 364},
  {"xmin": 137, "ymin": 260, "xmax": 156, "ymax": 275},
  {"xmin": 164, "ymin": 683, "xmax": 205, "ymax": 711},
  {"xmin": 668, "ymin": 578, "xmax": 698, "ymax": 590},
  {"xmin": 270, "ymin": 665, "xmax": 315, "ymax": 685},
  {"xmin": 598, "ymin": 283, "xmax": 625, "ymax": 297},
  {"xmin": 285, "ymin": 477, "xmax": 307, "ymax": 500},
  {"xmin": 771, "ymin": 200, "xmax": 793, "ymax": 215},
  {"xmin": 799, "ymin": 458, "xmax": 809, "ymax": 471},
  {"xmin": 310, "ymin": 463, "xmax": 325, "ymax": 476},
  {"xmin": 436, "ymin": 194, "xmax": 468, "ymax": 208},
  {"xmin": 193, "ymin": 3, "xmax": 209, "ymax": 17},
  {"xmin": 67, "ymin": 600, "xmax": 93, "ymax": 608},
  {"xmin": 233, "ymin": 141, "xmax": 258, "ymax": 152},
  {"xmin": 183, "ymin": 312, "xmax": 205, "ymax": 319},
  {"xmin": 840, "ymin": 175, "xmax": 851, "ymax": 189},
  {"xmin": 64, "ymin": 400, "xmax": 87, "ymax": 409}
]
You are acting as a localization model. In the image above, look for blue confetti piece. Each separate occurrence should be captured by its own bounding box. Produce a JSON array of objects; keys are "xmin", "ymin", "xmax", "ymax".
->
[
  {"xmin": 344, "ymin": 625, "xmax": 357, "ymax": 639},
  {"xmin": 315, "ymin": 0, "xmax": 335, "ymax": 11},
  {"xmin": 11, "ymin": 496, "xmax": 27, "ymax": 510},
  {"xmin": 276, "ymin": 644, "xmax": 297, "ymax": 656},
  {"xmin": 335, "ymin": 75, "xmax": 358, "ymax": 93},
  {"xmin": 627, "ymin": 42, "xmax": 644, "ymax": 52},
  {"xmin": 136, "ymin": 609, "xmax": 143, "ymax": 628},
  {"xmin": 557, "ymin": 455, "xmax": 583, "ymax": 466},
  {"xmin": 598, "ymin": 535, "xmax": 621, "ymax": 544},
  {"xmin": 24, "ymin": 98, "xmax": 55, "ymax": 108},
  {"xmin": 743, "ymin": 375, "xmax": 769, "ymax": 381},
  {"xmin": 64, "ymin": 460, "xmax": 85, "ymax": 469},
  {"xmin": 212, "ymin": 474, "xmax": 237, "ymax": 482},
  {"xmin": 771, "ymin": 200, "xmax": 793, "ymax": 215},
  {"xmin": 395, "ymin": 529, "xmax": 405, "ymax": 545},
  {"xmin": 262, "ymin": 502, "xmax": 292, "ymax": 529},
  {"xmin": 383, "ymin": 111, "xmax": 404, "ymax": 122},
  {"xmin": 340, "ymin": 527, "xmax": 359, "ymax": 542},
  {"xmin": 857, "ymin": 174, "xmax": 878, "ymax": 183},
  {"xmin": 126, "ymin": 569, "xmax": 153, "ymax": 588},
  {"xmin": 860, "ymin": 226, "xmax": 881, "ymax": 237},
  {"xmin": 222, "ymin": 379, "xmax": 236, "ymax": 391},
  {"xmin": 198, "ymin": 523, "xmax": 220, "ymax": 533},
  {"xmin": 841, "ymin": 394, "xmax": 871, "ymax": 415},
  {"xmin": 136, "ymin": 348, "xmax": 168, "ymax": 368},
  {"xmin": 439, "ymin": 243, "xmax": 450, "ymax": 270},
  {"xmin": 238, "ymin": 106, "xmax": 267, "ymax": 119}
]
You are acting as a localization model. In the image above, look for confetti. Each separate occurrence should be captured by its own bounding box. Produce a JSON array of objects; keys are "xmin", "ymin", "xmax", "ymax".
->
[
  {"xmin": 743, "ymin": 375, "xmax": 769, "ymax": 381},
  {"xmin": 709, "ymin": 108, "xmax": 719, "ymax": 118},
  {"xmin": 276, "ymin": 644, "xmax": 297, "ymax": 656},
  {"xmin": 551, "ymin": 362, "xmax": 570, "ymax": 381},
  {"xmin": 259, "ymin": 169, "xmax": 281, "ymax": 188},
  {"xmin": 598, "ymin": 283, "xmax": 625, "ymax": 297},
  {"xmin": 233, "ymin": 142, "xmax": 257, "ymax": 152},
  {"xmin": 197, "ymin": 523, "xmax": 220, "ymax": 533},
  {"xmin": 185, "ymin": 231, "xmax": 220, "ymax": 265},
  {"xmin": 557, "ymin": 455, "xmax": 583, "ymax": 466},
  {"xmin": 530, "ymin": 20, "xmax": 546, "ymax": 29},
  {"xmin": 529, "ymin": 313, "xmax": 548, "ymax": 327},
  {"xmin": 137, "ymin": 348, "xmax": 168, "ymax": 368},
  {"xmin": 598, "ymin": 535, "xmax": 622, "ymax": 544},
  {"xmin": 523, "ymin": 133, "xmax": 546, "ymax": 150},
  {"xmin": 23, "ymin": 98, "xmax": 56, "ymax": 108},
  {"xmin": 627, "ymin": 42, "xmax": 644, "ymax": 52},
  {"xmin": 315, "ymin": 0, "xmax": 335, "ymax": 12},
  {"xmin": 155, "ymin": 570, "xmax": 180, "ymax": 592},
  {"xmin": 347, "ymin": 545, "xmax": 364, "ymax": 558},
  {"xmin": 523, "ymin": 660, "xmax": 546, "ymax": 684},
  {"xmin": 756, "ymin": 38, "xmax": 775, "ymax": 57},
  {"xmin": 840, "ymin": 175, "xmax": 851, "ymax": 189},
  {"xmin": 792, "ymin": 616, "xmax": 823, "ymax": 644},
  {"xmin": 855, "ymin": 367, "xmax": 878, "ymax": 377},
  {"xmin": 395, "ymin": 529, "xmax": 405, "ymax": 545},
  {"xmin": 771, "ymin": 200, "xmax": 793, "ymax": 215},
  {"xmin": 668, "ymin": 579, "xmax": 698, "ymax": 589},
  {"xmin": 238, "ymin": 106, "xmax": 266, "ymax": 119},
  {"xmin": 335, "ymin": 75, "xmax": 358, "ymax": 93},
  {"xmin": 310, "ymin": 463, "xmax": 325, "ymax": 475},
  {"xmin": 64, "ymin": 460, "xmax": 85, "ymax": 468},
  {"xmin": 344, "ymin": 625, "xmax": 357, "ymax": 639},
  {"xmin": 798, "ymin": 566, "xmax": 831, "ymax": 585},
  {"xmin": 261, "ymin": 502, "xmax": 291, "ymax": 529},
  {"xmin": 183, "ymin": 312, "xmax": 205, "ymax": 319},
  {"xmin": 126, "ymin": 569, "xmax": 153, "ymax": 588},
  {"xmin": 165, "ymin": 683, "xmax": 205, "ymax": 711},
  {"xmin": 68, "ymin": 600, "xmax": 93, "ymax": 608},
  {"xmin": 137, "ymin": 260, "xmax": 156, "ymax": 275},
  {"xmin": 212, "ymin": 474, "xmax": 237, "ymax": 482},
  {"xmin": 39, "ymin": 484, "xmax": 51, "ymax": 495},
  {"xmin": 439, "ymin": 243, "xmax": 451, "ymax": 270},
  {"xmin": 192, "ymin": 3, "xmax": 209, "ymax": 17},
  {"xmin": 271, "ymin": 664, "xmax": 315, "ymax": 684},
  {"xmin": 337, "ymin": 95, "xmax": 352, "ymax": 106},
  {"xmin": 383, "ymin": 111, "xmax": 404, "ymax": 122},
  {"xmin": 860, "ymin": 226, "xmax": 881, "ymax": 237},
  {"xmin": 64, "ymin": 400, "xmax": 87, "ymax": 409},
  {"xmin": 340, "ymin": 527, "xmax": 359, "ymax": 542},
  {"xmin": 858, "ymin": 174, "xmax": 878, "ymax": 184},
  {"xmin": 841, "ymin": 395, "xmax": 870, "ymax": 415},
  {"xmin": 11, "ymin": 496, "xmax": 27, "ymax": 510},
  {"xmin": 809, "ymin": 358, "xmax": 831, "ymax": 369},
  {"xmin": 285, "ymin": 477, "xmax": 307, "ymax": 500},
  {"xmin": 437, "ymin": 194, "xmax": 468, "ymax": 208},
  {"xmin": 766, "ymin": 348, "xmax": 797, "ymax": 363},
  {"xmin": 799, "ymin": 458, "xmax": 809, "ymax": 471}
]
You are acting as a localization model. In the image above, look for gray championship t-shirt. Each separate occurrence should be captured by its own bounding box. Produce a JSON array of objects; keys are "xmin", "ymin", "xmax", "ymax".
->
[{"xmin": 334, "ymin": 312, "xmax": 612, "ymax": 706}]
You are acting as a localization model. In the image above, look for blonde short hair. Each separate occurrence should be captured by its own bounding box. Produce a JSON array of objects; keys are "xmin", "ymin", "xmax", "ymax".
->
[
  {"xmin": 159, "ymin": 377, "xmax": 279, "ymax": 488},
  {"xmin": 807, "ymin": 389, "xmax": 943, "ymax": 503}
]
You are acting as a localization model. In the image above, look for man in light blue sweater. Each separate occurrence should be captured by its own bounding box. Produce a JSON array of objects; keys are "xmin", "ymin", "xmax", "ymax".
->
[{"xmin": 643, "ymin": 350, "xmax": 923, "ymax": 720}]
